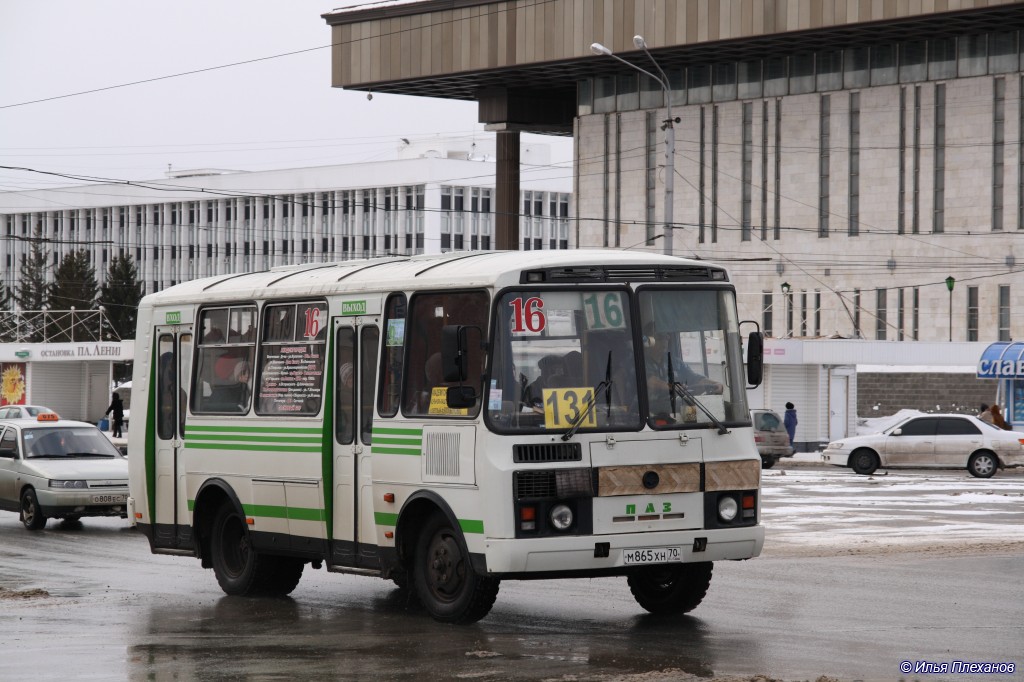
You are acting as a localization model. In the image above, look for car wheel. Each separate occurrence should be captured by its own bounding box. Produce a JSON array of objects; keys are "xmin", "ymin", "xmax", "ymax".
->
[
  {"xmin": 627, "ymin": 561, "xmax": 713, "ymax": 615},
  {"xmin": 20, "ymin": 489, "xmax": 47, "ymax": 531},
  {"xmin": 760, "ymin": 456, "xmax": 775, "ymax": 469},
  {"xmin": 850, "ymin": 449, "xmax": 879, "ymax": 475},
  {"xmin": 412, "ymin": 511, "xmax": 499, "ymax": 624},
  {"xmin": 967, "ymin": 452, "xmax": 998, "ymax": 479}
]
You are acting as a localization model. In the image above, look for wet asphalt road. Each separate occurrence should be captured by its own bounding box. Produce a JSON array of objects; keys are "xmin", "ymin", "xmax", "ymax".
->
[{"xmin": 1, "ymin": 466, "xmax": 1022, "ymax": 681}]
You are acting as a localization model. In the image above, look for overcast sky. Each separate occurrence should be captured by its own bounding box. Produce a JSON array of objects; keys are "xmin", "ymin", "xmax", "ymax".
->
[{"xmin": 0, "ymin": 1, "xmax": 572, "ymax": 191}]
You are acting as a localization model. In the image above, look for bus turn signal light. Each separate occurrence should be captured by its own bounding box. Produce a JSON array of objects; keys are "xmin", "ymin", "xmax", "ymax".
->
[
  {"xmin": 520, "ymin": 505, "xmax": 536, "ymax": 531},
  {"xmin": 383, "ymin": 493, "xmax": 395, "ymax": 503}
]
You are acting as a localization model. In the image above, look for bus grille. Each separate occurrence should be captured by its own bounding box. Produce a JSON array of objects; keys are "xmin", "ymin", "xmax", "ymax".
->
[
  {"xmin": 513, "ymin": 468, "xmax": 595, "ymax": 499},
  {"xmin": 512, "ymin": 443, "xmax": 581, "ymax": 463},
  {"xmin": 513, "ymin": 471, "xmax": 557, "ymax": 499}
]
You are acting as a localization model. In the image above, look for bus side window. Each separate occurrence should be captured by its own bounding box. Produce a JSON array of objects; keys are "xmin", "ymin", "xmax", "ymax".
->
[
  {"xmin": 402, "ymin": 290, "xmax": 488, "ymax": 417},
  {"xmin": 378, "ymin": 293, "xmax": 406, "ymax": 418},
  {"xmin": 192, "ymin": 305, "xmax": 257, "ymax": 415},
  {"xmin": 360, "ymin": 326, "xmax": 379, "ymax": 444}
]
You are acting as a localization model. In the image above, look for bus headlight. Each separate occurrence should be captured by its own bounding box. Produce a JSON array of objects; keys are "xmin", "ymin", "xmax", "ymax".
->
[
  {"xmin": 550, "ymin": 503, "xmax": 573, "ymax": 531},
  {"xmin": 717, "ymin": 496, "xmax": 739, "ymax": 522}
]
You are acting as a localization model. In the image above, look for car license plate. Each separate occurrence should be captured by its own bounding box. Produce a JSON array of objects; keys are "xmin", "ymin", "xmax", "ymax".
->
[
  {"xmin": 622, "ymin": 546, "xmax": 682, "ymax": 565},
  {"xmin": 92, "ymin": 494, "xmax": 126, "ymax": 504}
]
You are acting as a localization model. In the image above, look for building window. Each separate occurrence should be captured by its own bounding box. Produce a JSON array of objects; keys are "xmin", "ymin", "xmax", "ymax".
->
[
  {"xmin": 898, "ymin": 87, "xmax": 906, "ymax": 235},
  {"xmin": 761, "ymin": 101, "xmax": 769, "ymax": 241},
  {"xmin": 875, "ymin": 288, "xmax": 887, "ymax": 340},
  {"xmin": 933, "ymin": 83, "xmax": 946, "ymax": 234},
  {"xmin": 994, "ymin": 77, "xmax": 1006, "ymax": 231},
  {"xmin": 741, "ymin": 102, "xmax": 752, "ymax": 242},
  {"xmin": 913, "ymin": 85, "xmax": 921, "ymax": 234},
  {"xmin": 897, "ymin": 288, "xmax": 905, "ymax": 341},
  {"xmin": 854, "ymin": 289, "xmax": 861, "ymax": 338},
  {"xmin": 814, "ymin": 290, "xmax": 821, "ymax": 337},
  {"xmin": 774, "ymin": 99, "xmax": 782, "ymax": 240},
  {"xmin": 762, "ymin": 292, "xmax": 773, "ymax": 337},
  {"xmin": 699, "ymin": 107, "xmax": 706, "ymax": 244},
  {"xmin": 645, "ymin": 111, "xmax": 657, "ymax": 246},
  {"xmin": 998, "ymin": 285, "xmax": 1011, "ymax": 341},
  {"xmin": 818, "ymin": 94, "xmax": 830, "ymax": 238},
  {"xmin": 849, "ymin": 91, "xmax": 860, "ymax": 236},
  {"xmin": 800, "ymin": 291, "xmax": 808, "ymax": 337},
  {"xmin": 711, "ymin": 105, "xmax": 719, "ymax": 243},
  {"xmin": 912, "ymin": 287, "xmax": 920, "ymax": 341},
  {"xmin": 967, "ymin": 286, "xmax": 979, "ymax": 342}
]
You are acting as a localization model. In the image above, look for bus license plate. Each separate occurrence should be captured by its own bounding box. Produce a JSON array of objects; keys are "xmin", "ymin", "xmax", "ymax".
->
[
  {"xmin": 92, "ymin": 494, "xmax": 126, "ymax": 504},
  {"xmin": 623, "ymin": 547, "xmax": 682, "ymax": 565}
]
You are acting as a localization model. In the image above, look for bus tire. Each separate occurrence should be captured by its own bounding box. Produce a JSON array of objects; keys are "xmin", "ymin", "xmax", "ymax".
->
[
  {"xmin": 627, "ymin": 561, "xmax": 713, "ymax": 615},
  {"xmin": 20, "ymin": 489, "xmax": 46, "ymax": 531},
  {"xmin": 412, "ymin": 512, "xmax": 499, "ymax": 624},
  {"xmin": 263, "ymin": 557, "xmax": 304, "ymax": 596},
  {"xmin": 210, "ymin": 501, "xmax": 276, "ymax": 596}
]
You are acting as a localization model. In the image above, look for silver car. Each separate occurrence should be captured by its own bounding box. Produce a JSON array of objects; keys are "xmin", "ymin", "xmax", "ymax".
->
[
  {"xmin": 751, "ymin": 409, "xmax": 794, "ymax": 469},
  {"xmin": 0, "ymin": 416, "xmax": 129, "ymax": 530},
  {"xmin": 823, "ymin": 413, "xmax": 1024, "ymax": 478}
]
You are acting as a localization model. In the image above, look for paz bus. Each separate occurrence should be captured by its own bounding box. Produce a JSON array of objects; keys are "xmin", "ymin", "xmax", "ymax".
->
[{"xmin": 127, "ymin": 250, "xmax": 765, "ymax": 623}]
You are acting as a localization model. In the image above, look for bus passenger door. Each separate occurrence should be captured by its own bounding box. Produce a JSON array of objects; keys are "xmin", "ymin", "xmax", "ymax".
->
[
  {"xmin": 153, "ymin": 326, "xmax": 193, "ymax": 548},
  {"xmin": 332, "ymin": 320, "xmax": 380, "ymax": 567}
]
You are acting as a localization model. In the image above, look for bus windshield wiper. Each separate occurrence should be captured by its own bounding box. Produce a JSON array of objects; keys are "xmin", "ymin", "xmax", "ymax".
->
[
  {"xmin": 670, "ymin": 380, "xmax": 730, "ymax": 435},
  {"xmin": 562, "ymin": 351, "xmax": 613, "ymax": 442}
]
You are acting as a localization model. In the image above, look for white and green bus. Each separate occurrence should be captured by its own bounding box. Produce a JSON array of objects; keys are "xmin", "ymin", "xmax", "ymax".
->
[{"xmin": 128, "ymin": 250, "xmax": 765, "ymax": 623}]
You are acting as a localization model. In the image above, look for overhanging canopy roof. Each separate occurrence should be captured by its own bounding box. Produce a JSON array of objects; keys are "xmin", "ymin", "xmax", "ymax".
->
[{"xmin": 977, "ymin": 342, "xmax": 1024, "ymax": 378}]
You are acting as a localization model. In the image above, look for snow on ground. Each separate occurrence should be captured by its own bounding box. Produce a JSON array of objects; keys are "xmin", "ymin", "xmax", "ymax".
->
[{"xmin": 759, "ymin": 467, "xmax": 1024, "ymax": 558}]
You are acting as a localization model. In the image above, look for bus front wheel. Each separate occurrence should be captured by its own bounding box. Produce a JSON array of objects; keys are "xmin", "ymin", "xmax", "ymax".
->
[
  {"xmin": 412, "ymin": 512, "xmax": 499, "ymax": 624},
  {"xmin": 210, "ymin": 502, "xmax": 283, "ymax": 596},
  {"xmin": 627, "ymin": 561, "xmax": 713, "ymax": 615}
]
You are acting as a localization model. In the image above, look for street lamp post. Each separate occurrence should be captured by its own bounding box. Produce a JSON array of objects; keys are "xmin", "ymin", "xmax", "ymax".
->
[
  {"xmin": 591, "ymin": 37, "xmax": 677, "ymax": 256},
  {"xmin": 781, "ymin": 282, "xmax": 791, "ymax": 338},
  {"xmin": 946, "ymin": 276, "xmax": 955, "ymax": 342}
]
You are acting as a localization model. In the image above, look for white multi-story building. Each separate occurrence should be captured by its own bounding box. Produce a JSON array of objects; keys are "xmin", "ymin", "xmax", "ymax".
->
[{"xmin": 0, "ymin": 142, "xmax": 572, "ymax": 296}]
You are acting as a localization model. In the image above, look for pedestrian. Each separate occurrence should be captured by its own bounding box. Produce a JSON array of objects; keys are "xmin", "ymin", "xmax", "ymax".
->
[
  {"xmin": 783, "ymin": 402, "xmax": 798, "ymax": 449},
  {"xmin": 977, "ymin": 403, "xmax": 995, "ymax": 425},
  {"xmin": 105, "ymin": 392, "xmax": 125, "ymax": 438},
  {"xmin": 989, "ymin": 404, "xmax": 1009, "ymax": 430}
]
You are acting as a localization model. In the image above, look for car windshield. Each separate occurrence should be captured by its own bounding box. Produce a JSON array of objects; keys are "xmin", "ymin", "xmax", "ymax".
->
[
  {"xmin": 22, "ymin": 427, "xmax": 122, "ymax": 458},
  {"xmin": 754, "ymin": 411, "xmax": 783, "ymax": 431}
]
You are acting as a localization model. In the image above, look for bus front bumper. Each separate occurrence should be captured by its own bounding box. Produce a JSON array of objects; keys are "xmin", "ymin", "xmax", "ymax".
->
[{"xmin": 481, "ymin": 525, "xmax": 764, "ymax": 575}]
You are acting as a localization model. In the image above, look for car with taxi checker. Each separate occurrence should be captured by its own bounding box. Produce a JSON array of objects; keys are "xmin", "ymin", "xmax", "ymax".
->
[{"xmin": 0, "ymin": 413, "xmax": 129, "ymax": 530}]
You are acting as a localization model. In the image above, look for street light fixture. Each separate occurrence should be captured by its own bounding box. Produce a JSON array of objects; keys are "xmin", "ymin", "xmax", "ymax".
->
[
  {"xmin": 945, "ymin": 276, "xmax": 955, "ymax": 342},
  {"xmin": 590, "ymin": 37, "xmax": 677, "ymax": 256},
  {"xmin": 780, "ymin": 282, "xmax": 791, "ymax": 338}
]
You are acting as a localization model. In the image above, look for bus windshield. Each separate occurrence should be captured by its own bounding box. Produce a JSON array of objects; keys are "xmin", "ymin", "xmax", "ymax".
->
[
  {"xmin": 487, "ymin": 287, "xmax": 749, "ymax": 434},
  {"xmin": 488, "ymin": 289, "xmax": 641, "ymax": 433}
]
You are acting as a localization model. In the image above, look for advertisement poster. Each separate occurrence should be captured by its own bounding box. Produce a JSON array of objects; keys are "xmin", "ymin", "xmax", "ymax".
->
[
  {"xmin": 257, "ymin": 345, "xmax": 324, "ymax": 415},
  {"xmin": 0, "ymin": 363, "xmax": 27, "ymax": 406}
]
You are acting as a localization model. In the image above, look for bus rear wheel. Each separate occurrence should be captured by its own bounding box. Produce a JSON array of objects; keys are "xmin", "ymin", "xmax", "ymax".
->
[
  {"xmin": 412, "ymin": 512, "xmax": 499, "ymax": 624},
  {"xmin": 627, "ymin": 561, "xmax": 713, "ymax": 615},
  {"xmin": 210, "ymin": 502, "xmax": 282, "ymax": 596}
]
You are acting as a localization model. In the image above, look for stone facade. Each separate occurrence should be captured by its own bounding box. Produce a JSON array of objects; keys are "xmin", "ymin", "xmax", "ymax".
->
[{"xmin": 856, "ymin": 372, "xmax": 998, "ymax": 418}]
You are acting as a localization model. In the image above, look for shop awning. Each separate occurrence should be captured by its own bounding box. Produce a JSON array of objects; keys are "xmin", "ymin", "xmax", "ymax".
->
[{"xmin": 977, "ymin": 342, "xmax": 1024, "ymax": 378}]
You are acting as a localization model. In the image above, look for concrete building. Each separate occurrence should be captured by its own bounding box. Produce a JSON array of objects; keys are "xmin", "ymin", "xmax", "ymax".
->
[
  {"xmin": 0, "ymin": 140, "xmax": 572, "ymax": 296},
  {"xmin": 324, "ymin": 0, "xmax": 1024, "ymax": 343}
]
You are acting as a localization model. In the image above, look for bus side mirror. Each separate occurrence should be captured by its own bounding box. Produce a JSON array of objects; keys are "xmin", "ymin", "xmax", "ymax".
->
[
  {"xmin": 746, "ymin": 330, "xmax": 763, "ymax": 388},
  {"xmin": 441, "ymin": 325, "xmax": 467, "ymax": 382}
]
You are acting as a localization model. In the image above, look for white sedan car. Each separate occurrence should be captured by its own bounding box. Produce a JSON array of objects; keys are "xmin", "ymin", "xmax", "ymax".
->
[
  {"xmin": 0, "ymin": 415, "xmax": 129, "ymax": 530},
  {"xmin": 823, "ymin": 413, "xmax": 1024, "ymax": 478}
]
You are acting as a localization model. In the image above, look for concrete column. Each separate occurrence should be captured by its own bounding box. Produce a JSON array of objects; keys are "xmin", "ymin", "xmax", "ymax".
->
[
  {"xmin": 233, "ymin": 198, "xmax": 244, "ymax": 274},
  {"xmin": 495, "ymin": 130, "xmax": 521, "ymax": 251},
  {"xmin": 423, "ymin": 184, "xmax": 442, "ymax": 255}
]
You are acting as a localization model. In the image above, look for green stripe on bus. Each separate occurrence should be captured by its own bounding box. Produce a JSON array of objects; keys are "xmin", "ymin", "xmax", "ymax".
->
[
  {"xmin": 186, "ymin": 425, "xmax": 322, "ymax": 434},
  {"xmin": 371, "ymin": 446, "xmax": 422, "ymax": 456},
  {"xmin": 373, "ymin": 427, "xmax": 423, "ymax": 436},
  {"xmin": 184, "ymin": 434, "xmax": 322, "ymax": 444},
  {"xmin": 184, "ymin": 442, "xmax": 322, "ymax": 453},
  {"xmin": 372, "ymin": 436, "xmax": 423, "ymax": 446},
  {"xmin": 373, "ymin": 511, "xmax": 482, "ymax": 535},
  {"xmin": 186, "ymin": 499, "xmax": 325, "ymax": 522},
  {"xmin": 242, "ymin": 504, "xmax": 325, "ymax": 522}
]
